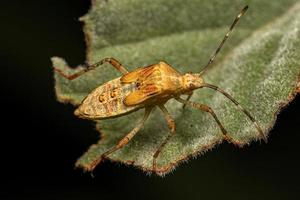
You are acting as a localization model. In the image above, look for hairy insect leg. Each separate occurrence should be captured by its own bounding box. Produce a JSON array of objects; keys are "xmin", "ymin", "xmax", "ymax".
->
[
  {"xmin": 201, "ymin": 83, "xmax": 267, "ymax": 143},
  {"xmin": 199, "ymin": 6, "xmax": 248, "ymax": 75},
  {"xmin": 152, "ymin": 105, "xmax": 176, "ymax": 172},
  {"xmin": 54, "ymin": 57, "xmax": 129, "ymax": 80},
  {"xmin": 86, "ymin": 107, "xmax": 153, "ymax": 172},
  {"xmin": 175, "ymin": 97, "xmax": 237, "ymax": 143}
]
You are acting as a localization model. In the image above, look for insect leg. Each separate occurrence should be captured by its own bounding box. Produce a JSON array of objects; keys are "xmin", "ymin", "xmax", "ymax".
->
[
  {"xmin": 201, "ymin": 83, "xmax": 267, "ymax": 143},
  {"xmin": 54, "ymin": 57, "xmax": 129, "ymax": 80},
  {"xmin": 175, "ymin": 97, "xmax": 235, "ymax": 143},
  {"xmin": 182, "ymin": 92, "xmax": 193, "ymax": 109},
  {"xmin": 199, "ymin": 6, "xmax": 248, "ymax": 75},
  {"xmin": 152, "ymin": 105, "xmax": 176, "ymax": 172},
  {"xmin": 86, "ymin": 107, "xmax": 153, "ymax": 172}
]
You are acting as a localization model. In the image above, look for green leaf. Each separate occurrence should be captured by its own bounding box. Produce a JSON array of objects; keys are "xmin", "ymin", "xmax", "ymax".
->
[{"xmin": 52, "ymin": 0, "xmax": 300, "ymax": 175}]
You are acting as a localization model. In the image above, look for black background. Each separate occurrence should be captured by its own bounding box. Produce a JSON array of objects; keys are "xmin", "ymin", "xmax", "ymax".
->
[{"xmin": 1, "ymin": 1, "xmax": 300, "ymax": 200}]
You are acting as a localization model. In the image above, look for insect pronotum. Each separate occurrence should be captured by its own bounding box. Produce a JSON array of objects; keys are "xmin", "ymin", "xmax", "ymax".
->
[{"xmin": 55, "ymin": 5, "xmax": 267, "ymax": 172}]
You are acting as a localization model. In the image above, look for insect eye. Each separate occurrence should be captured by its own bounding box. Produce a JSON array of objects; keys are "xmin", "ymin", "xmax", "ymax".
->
[
  {"xmin": 136, "ymin": 82, "xmax": 141, "ymax": 87},
  {"xmin": 189, "ymin": 83, "xmax": 195, "ymax": 88}
]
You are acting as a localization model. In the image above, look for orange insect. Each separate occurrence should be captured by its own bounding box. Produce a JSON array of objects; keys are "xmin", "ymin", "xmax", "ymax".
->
[{"xmin": 54, "ymin": 5, "xmax": 267, "ymax": 172}]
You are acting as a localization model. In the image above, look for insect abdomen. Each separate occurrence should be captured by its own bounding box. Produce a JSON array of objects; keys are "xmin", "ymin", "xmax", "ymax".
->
[{"xmin": 75, "ymin": 77, "xmax": 142, "ymax": 119}]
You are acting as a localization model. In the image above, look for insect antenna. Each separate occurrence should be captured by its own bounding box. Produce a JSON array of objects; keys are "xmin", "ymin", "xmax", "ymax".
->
[
  {"xmin": 199, "ymin": 5, "xmax": 248, "ymax": 75},
  {"xmin": 202, "ymin": 83, "xmax": 267, "ymax": 143}
]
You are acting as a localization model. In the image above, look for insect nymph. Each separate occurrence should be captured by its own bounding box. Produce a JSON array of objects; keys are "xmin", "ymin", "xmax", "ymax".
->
[{"xmin": 55, "ymin": 5, "xmax": 267, "ymax": 172}]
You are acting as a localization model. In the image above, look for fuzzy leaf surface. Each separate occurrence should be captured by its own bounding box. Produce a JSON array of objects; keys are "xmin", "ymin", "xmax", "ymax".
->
[{"xmin": 53, "ymin": 0, "xmax": 300, "ymax": 175}]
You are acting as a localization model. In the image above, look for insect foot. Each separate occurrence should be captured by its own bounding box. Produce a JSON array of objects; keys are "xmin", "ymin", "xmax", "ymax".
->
[
  {"xmin": 83, "ymin": 156, "xmax": 106, "ymax": 172},
  {"xmin": 152, "ymin": 132, "xmax": 175, "ymax": 173},
  {"xmin": 152, "ymin": 151, "xmax": 159, "ymax": 173}
]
